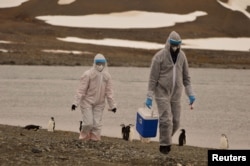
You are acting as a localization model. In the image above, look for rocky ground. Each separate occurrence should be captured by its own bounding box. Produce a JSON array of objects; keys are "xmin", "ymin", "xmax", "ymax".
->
[{"xmin": 0, "ymin": 124, "xmax": 210, "ymax": 166}]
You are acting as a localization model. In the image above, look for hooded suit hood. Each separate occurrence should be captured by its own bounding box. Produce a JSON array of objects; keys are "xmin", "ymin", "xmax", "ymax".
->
[
  {"xmin": 93, "ymin": 53, "xmax": 108, "ymax": 73},
  {"xmin": 165, "ymin": 31, "xmax": 182, "ymax": 50}
]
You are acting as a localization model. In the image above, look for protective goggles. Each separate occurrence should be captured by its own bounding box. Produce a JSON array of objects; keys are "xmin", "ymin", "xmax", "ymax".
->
[
  {"xmin": 95, "ymin": 59, "xmax": 106, "ymax": 65},
  {"xmin": 169, "ymin": 39, "xmax": 182, "ymax": 46}
]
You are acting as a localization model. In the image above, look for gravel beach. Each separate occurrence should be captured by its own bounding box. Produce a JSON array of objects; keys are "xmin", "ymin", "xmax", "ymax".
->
[{"xmin": 0, "ymin": 124, "xmax": 209, "ymax": 166}]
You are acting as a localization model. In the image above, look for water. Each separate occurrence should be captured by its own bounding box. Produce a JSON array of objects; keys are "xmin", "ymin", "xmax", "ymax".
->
[{"xmin": 0, "ymin": 65, "xmax": 249, "ymax": 149}]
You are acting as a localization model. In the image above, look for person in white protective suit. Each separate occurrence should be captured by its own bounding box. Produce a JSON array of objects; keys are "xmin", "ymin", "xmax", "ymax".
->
[
  {"xmin": 145, "ymin": 31, "xmax": 196, "ymax": 154},
  {"xmin": 71, "ymin": 53, "xmax": 117, "ymax": 141}
]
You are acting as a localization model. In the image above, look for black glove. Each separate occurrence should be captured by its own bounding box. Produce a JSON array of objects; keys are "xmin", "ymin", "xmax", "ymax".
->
[
  {"xmin": 71, "ymin": 104, "xmax": 77, "ymax": 111},
  {"xmin": 111, "ymin": 108, "xmax": 116, "ymax": 113}
]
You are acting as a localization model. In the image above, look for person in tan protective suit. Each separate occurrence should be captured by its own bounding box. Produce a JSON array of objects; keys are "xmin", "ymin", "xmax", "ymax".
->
[
  {"xmin": 71, "ymin": 53, "xmax": 117, "ymax": 141},
  {"xmin": 145, "ymin": 31, "xmax": 196, "ymax": 154}
]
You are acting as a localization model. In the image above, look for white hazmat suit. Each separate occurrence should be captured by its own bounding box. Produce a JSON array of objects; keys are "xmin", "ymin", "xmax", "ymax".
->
[
  {"xmin": 146, "ymin": 31, "xmax": 195, "ymax": 154},
  {"xmin": 72, "ymin": 54, "xmax": 116, "ymax": 141}
]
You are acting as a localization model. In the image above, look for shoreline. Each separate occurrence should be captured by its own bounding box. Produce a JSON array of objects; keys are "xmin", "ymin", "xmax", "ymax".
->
[
  {"xmin": 1, "ymin": 48, "xmax": 250, "ymax": 69},
  {"xmin": 0, "ymin": 124, "xmax": 209, "ymax": 165}
]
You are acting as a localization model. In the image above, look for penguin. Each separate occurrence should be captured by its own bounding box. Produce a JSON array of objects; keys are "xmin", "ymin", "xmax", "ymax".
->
[
  {"xmin": 120, "ymin": 124, "xmax": 134, "ymax": 141},
  {"xmin": 23, "ymin": 125, "xmax": 41, "ymax": 131},
  {"xmin": 79, "ymin": 121, "xmax": 82, "ymax": 132},
  {"xmin": 220, "ymin": 134, "xmax": 229, "ymax": 149},
  {"xmin": 178, "ymin": 129, "xmax": 186, "ymax": 146},
  {"xmin": 47, "ymin": 117, "xmax": 55, "ymax": 132}
]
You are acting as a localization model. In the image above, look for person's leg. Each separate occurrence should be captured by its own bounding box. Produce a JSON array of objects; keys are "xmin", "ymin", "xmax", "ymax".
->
[
  {"xmin": 157, "ymin": 99, "xmax": 173, "ymax": 146},
  {"xmin": 171, "ymin": 101, "xmax": 181, "ymax": 136},
  {"xmin": 156, "ymin": 99, "xmax": 172, "ymax": 154},
  {"xmin": 79, "ymin": 106, "xmax": 93, "ymax": 141},
  {"xmin": 89, "ymin": 105, "xmax": 104, "ymax": 141}
]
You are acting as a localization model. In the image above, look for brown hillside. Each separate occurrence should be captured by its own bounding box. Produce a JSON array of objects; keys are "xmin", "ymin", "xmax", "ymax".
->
[{"xmin": 0, "ymin": 0, "xmax": 249, "ymax": 68}]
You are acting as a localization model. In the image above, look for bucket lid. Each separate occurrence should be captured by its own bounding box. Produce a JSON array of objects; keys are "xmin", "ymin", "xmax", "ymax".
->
[{"xmin": 138, "ymin": 108, "xmax": 158, "ymax": 119}]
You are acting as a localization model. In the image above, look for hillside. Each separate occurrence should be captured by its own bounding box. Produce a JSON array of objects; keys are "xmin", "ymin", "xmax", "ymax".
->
[{"xmin": 0, "ymin": 0, "xmax": 250, "ymax": 68}]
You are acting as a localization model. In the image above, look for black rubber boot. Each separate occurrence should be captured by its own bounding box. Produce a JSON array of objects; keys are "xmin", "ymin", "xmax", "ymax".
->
[{"xmin": 159, "ymin": 145, "xmax": 171, "ymax": 154}]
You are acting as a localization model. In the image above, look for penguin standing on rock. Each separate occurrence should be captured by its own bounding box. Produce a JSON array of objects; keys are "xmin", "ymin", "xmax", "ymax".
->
[
  {"xmin": 178, "ymin": 129, "xmax": 186, "ymax": 146},
  {"xmin": 47, "ymin": 117, "xmax": 55, "ymax": 132},
  {"xmin": 120, "ymin": 123, "xmax": 134, "ymax": 141},
  {"xmin": 220, "ymin": 134, "xmax": 229, "ymax": 149}
]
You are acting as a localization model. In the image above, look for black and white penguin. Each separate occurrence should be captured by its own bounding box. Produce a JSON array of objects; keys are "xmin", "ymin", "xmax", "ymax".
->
[
  {"xmin": 23, "ymin": 125, "xmax": 41, "ymax": 131},
  {"xmin": 79, "ymin": 121, "xmax": 82, "ymax": 132},
  {"xmin": 47, "ymin": 117, "xmax": 55, "ymax": 132},
  {"xmin": 178, "ymin": 129, "xmax": 186, "ymax": 146},
  {"xmin": 220, "ymin": 134, "xmax": 229, "ymax": 149},
  {"xmin": 120, "ymin": 124, "xmax": 134, "ymax": 141}
]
